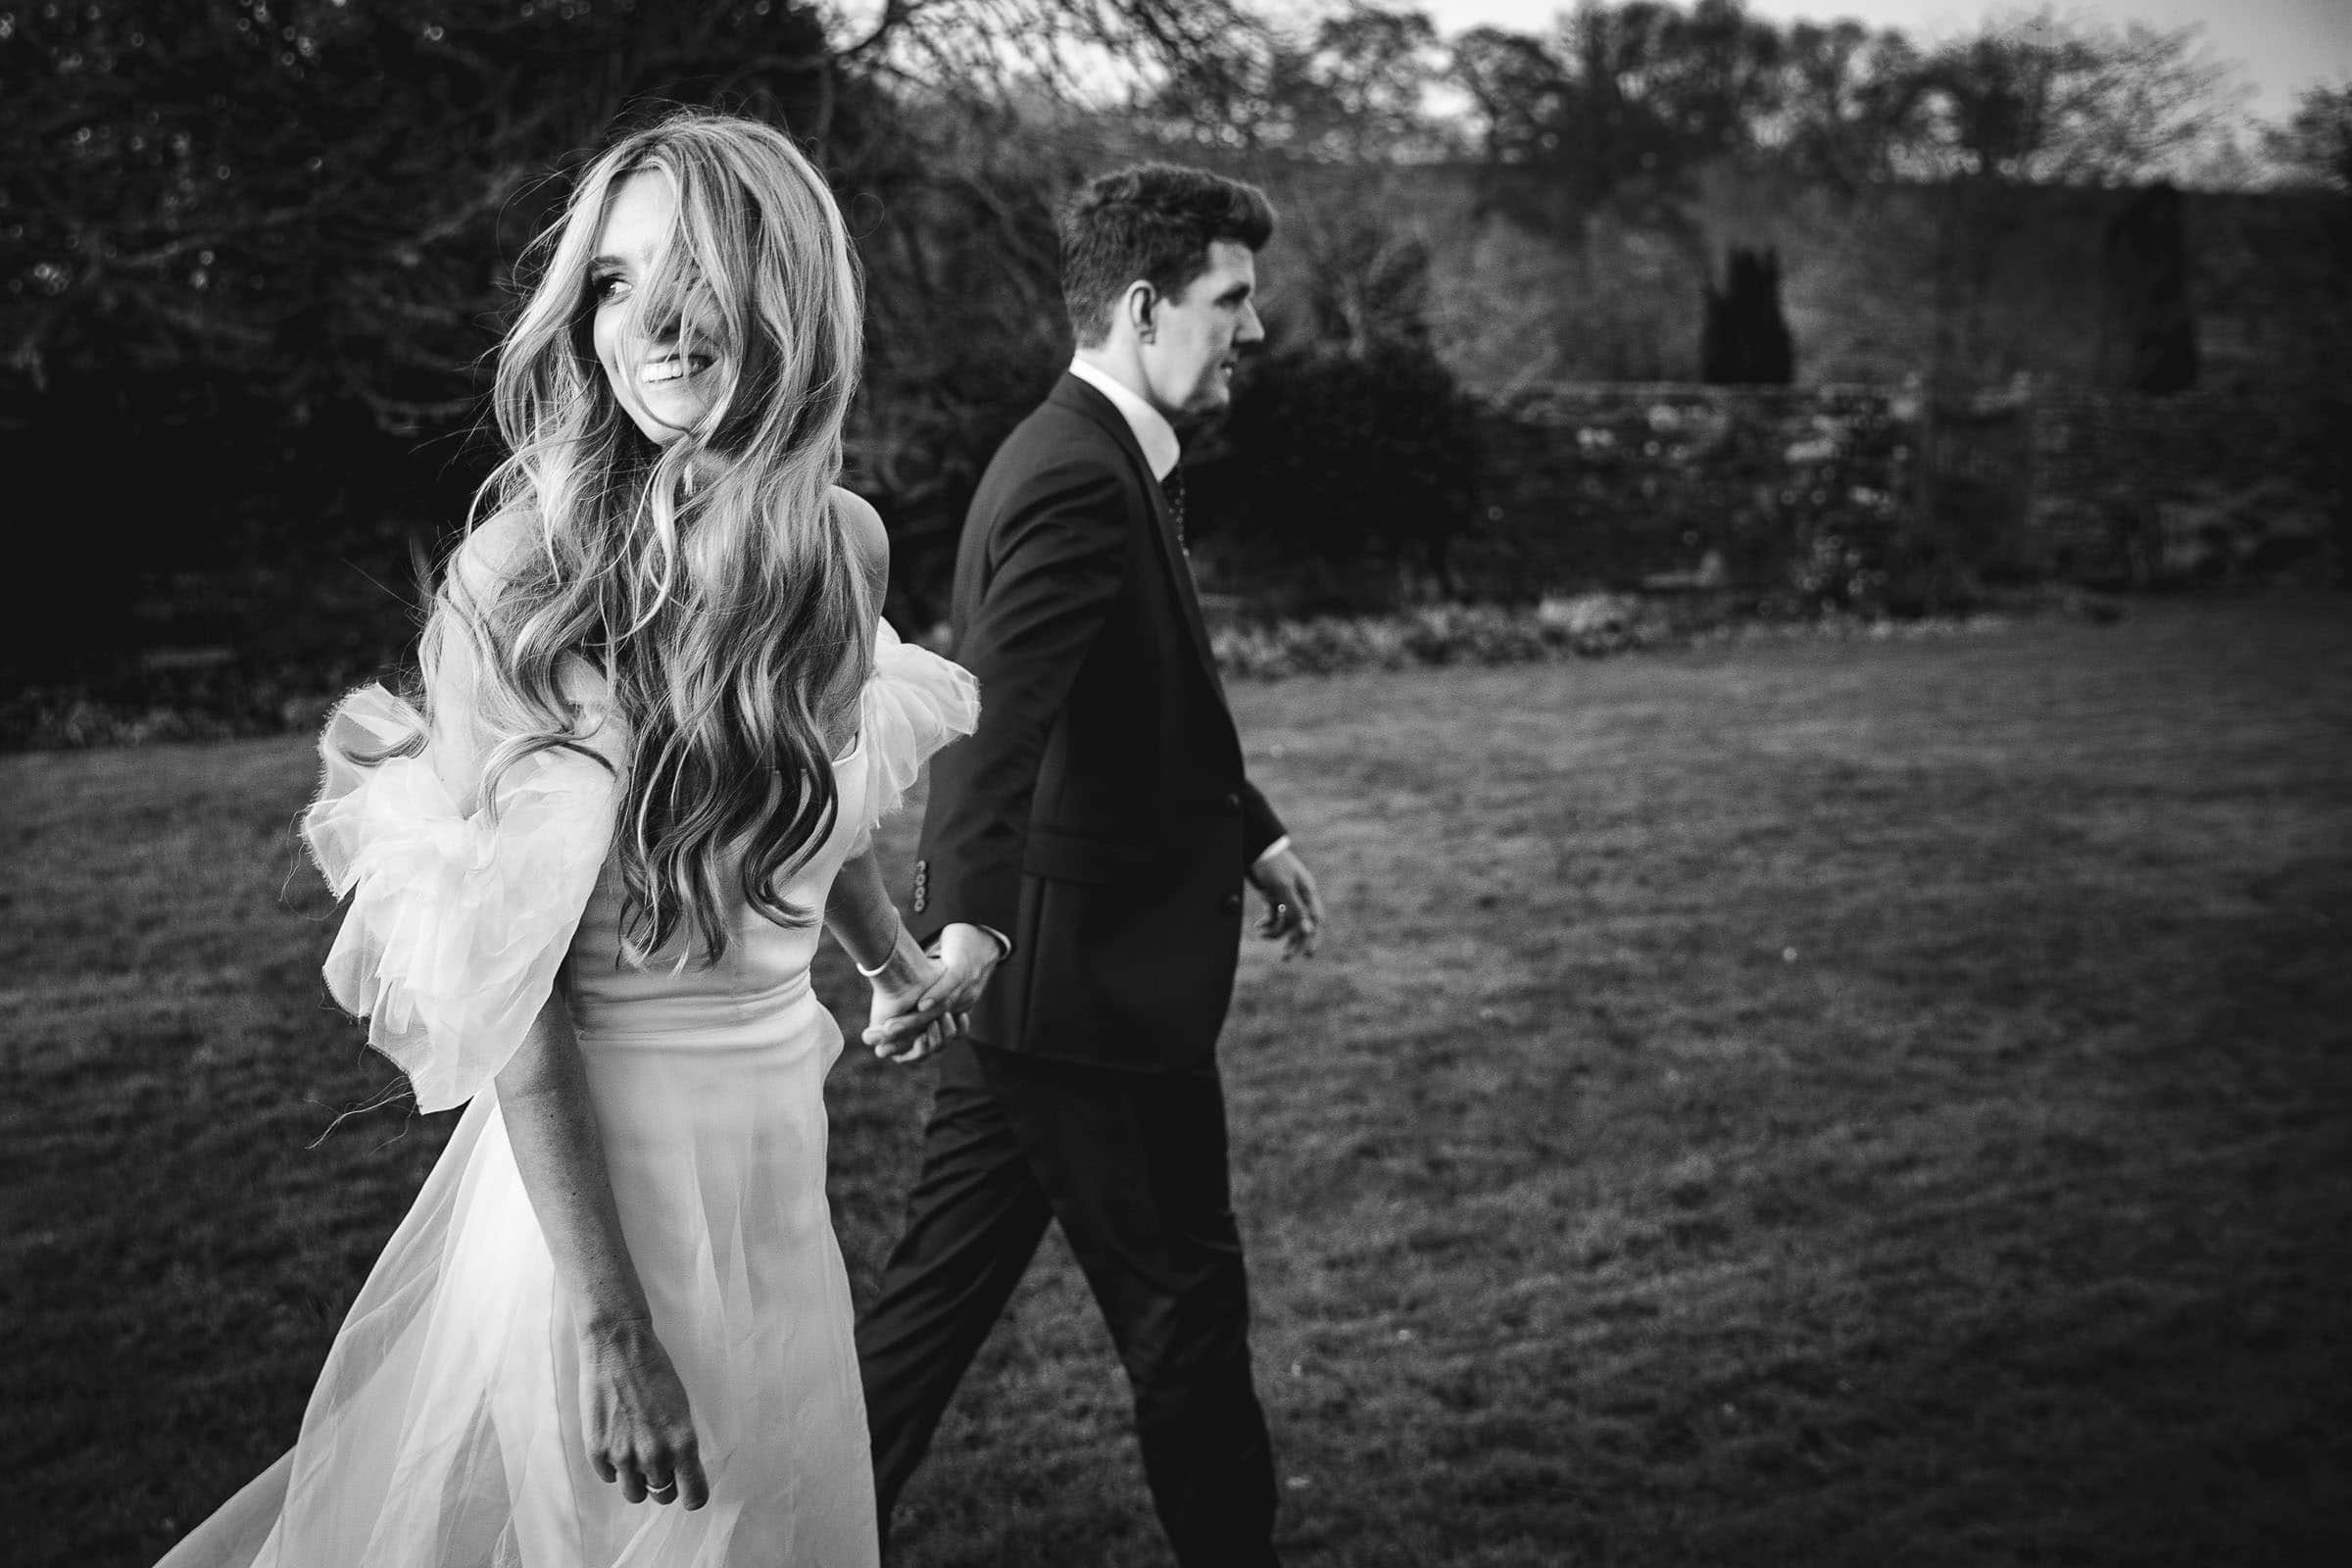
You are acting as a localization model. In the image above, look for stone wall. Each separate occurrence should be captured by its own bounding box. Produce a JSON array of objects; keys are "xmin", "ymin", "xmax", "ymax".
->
[
  {"xmin": 1456, "ymin": 383, "xmax": 1912, "ymax": 610},
  {"xmin": 1455, "ymin": 380, "xmax": 2340, "ymax": 606},
  {"xmin": 2026, "ymin": 386, "xmax": 2344, "ymax": 585}
]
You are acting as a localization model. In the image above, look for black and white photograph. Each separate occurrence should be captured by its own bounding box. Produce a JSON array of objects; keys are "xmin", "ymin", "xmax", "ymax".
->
[{"xmin": 4, "ymin": 1, "xmax": 2349, "ymax": 1563}]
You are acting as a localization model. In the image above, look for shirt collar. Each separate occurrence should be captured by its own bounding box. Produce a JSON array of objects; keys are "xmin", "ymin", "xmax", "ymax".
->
[{"xmin": 1068, "ymin": 356, "xmax": 1181, "ymax": 482}]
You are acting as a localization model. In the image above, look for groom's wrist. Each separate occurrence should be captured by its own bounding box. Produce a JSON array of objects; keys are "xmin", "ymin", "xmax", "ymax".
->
[{"xmin": 940, "ymin": 921, "xmax": 1010, "ymax": 961}]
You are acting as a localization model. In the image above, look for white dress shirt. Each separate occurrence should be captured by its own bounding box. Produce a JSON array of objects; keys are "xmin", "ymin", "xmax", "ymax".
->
[{"xmin": 1069, "ymin": 356, "xmax": 1180, "ymax": 481}]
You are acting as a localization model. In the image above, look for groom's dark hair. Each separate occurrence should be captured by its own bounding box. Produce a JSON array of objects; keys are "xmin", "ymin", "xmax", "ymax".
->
[{"xmin": 1057, "ymin": 164, "xmax": 1275, "ymax": 348}]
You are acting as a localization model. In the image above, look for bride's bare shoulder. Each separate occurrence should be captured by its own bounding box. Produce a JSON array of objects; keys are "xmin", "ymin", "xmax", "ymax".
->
[{"xmin": 829, "ymin": 486, "xmax": 889, "ymax": 581}]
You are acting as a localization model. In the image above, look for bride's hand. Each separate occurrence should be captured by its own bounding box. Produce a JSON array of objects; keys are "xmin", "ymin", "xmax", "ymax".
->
[
  {"xmin": 864, "ymin": 946, "xmax": 959, "ymax": 1065},
  {"xmin": 579, "ymin": 1315, "xmax": 709, "ymax": 1508}
]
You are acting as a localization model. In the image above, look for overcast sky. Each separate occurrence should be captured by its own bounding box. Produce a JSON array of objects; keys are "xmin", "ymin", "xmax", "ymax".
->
[{"xmin": 1411, "ymin": 0, "xmax": 2352, "ymax": 121}]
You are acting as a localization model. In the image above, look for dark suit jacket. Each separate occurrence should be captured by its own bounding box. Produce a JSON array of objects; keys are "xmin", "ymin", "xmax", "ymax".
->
[{"xmin": 910, "ymin": 372, "xmax": 1285, "ymax": 1070}]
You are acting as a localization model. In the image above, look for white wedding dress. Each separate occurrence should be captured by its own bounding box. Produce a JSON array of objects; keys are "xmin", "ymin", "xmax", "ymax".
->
[{"xmin": 159, "ymin": 620, "xmax": 977, "ymax": 1568}]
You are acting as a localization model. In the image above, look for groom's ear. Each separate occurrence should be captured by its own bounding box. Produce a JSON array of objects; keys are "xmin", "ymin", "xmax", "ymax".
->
[{"xmin": 1123, "ymin": 279, "xmax": 1160, "ymax": 343}]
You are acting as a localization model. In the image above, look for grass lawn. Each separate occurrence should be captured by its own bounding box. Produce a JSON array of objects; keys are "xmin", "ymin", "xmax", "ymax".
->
[{"xmin": 6, "ymin": 597, "xmax": 2350, "ymax": 1566}]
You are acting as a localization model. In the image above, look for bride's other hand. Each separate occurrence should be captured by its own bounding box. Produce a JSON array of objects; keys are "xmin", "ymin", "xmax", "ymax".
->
[
  {"xmin": 580, "ymin": 1314, "xmax": 709, "ymax": 1508},
  {"xmin": 497, "ymin": 994, "xmax": 708, "ymax": 1509}
]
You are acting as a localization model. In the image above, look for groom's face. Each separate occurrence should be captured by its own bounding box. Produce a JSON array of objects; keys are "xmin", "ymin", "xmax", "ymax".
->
[{"xmin": 1140, "ymin": 239, "xmax": 1263, "ymax": 420}]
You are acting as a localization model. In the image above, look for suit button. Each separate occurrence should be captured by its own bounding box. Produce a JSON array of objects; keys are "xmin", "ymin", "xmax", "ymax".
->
[
  {"xmin": 1222, "ymin": 792, "xmax": 1241, "ymax": 811},
  {"xmin": 1220, "ymin": 891, "xmax": 1243, "ymax": 914}
]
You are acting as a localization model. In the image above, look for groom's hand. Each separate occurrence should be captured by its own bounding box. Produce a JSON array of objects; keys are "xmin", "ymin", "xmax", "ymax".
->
[
  {"xmin": 862, "ymin": 923, "xmax": 1003, "ymax": 1063},
  {"xmin": 1249, "ymin": 846, "xmax": 1324, "ymax": 960},
  {"xmin": 918, "ymin": 922, "xmax": 1004, "ymax": 1020}
]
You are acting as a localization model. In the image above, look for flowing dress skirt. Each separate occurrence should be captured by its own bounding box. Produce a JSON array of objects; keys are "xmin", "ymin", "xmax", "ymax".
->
[
  {"xmin": 162, "ymin": 617, "xmax": 976, "ymax": 1568},
  {"xmin": 159, "ymin": 985, "xmax": 877, "ymax": 1568}
]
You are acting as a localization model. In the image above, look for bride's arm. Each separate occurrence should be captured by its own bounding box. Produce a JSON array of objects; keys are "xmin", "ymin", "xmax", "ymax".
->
[
  {"xmin": 826, "ymin": 849, "xmax": 956, "ymax": 1063},
  {"xmin": 494, "ymin": 991, "xmax": 710, "ymax": 1510},
  {"xmin": 821, "ymin": 487, "xmax": 986, "ymax": 1061}
]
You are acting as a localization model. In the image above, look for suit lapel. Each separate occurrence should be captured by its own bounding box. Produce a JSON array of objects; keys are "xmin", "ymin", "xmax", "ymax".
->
[{"xmin": 1048, "ymin": 375, "xmax": 1229, "ymax": 708}]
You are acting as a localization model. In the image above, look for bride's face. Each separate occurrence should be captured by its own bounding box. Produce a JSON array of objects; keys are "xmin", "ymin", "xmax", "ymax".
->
[{"xmin": 588, "ymin": 171, "xmax": 727, "ymax": 446}]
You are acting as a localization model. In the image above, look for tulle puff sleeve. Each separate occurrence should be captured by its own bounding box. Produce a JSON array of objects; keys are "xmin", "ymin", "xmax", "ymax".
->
[
  {"xmin": 301, "ymin": 685, "xmax": 620, "ymax": 1113},
  {"xmin": 847, "ymin": 619, "xmax": 979, "ymax": 857}
]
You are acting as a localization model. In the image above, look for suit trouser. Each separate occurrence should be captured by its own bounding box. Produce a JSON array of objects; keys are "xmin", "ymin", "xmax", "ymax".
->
[{"xmin": 855, "ymin": 1040, "xmax": 1280, "ymax": 1567}]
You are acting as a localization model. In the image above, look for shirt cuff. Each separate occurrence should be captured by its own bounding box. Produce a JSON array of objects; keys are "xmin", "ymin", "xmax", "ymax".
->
[{"xmin": 1251, "ymin": 835, "xmax": 1293, "ymax": 871}]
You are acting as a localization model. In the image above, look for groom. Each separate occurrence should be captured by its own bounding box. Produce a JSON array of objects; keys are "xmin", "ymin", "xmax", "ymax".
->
[{"xmin": 856, "ymin": 164, "xmax": 1325, "ymax": 1566}]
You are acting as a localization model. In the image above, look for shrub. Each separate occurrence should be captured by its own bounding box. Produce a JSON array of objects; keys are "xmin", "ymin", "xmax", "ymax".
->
[
  {"xmin": 1207, "ymin": 594, "xmax": 1684, "ymax": 682},
  {"xmin": 1194, "ymin": 339, "xmax": 1481, "ymax": 613}
]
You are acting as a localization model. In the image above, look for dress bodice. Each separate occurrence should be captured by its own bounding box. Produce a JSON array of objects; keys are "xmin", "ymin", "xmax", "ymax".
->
[
  {"xmin": 562, "ymin": 743, "xmax": 871, "ymax": 1054},
  {"xmin": 303, "ymin": 620, "xmax": 977, "ymax": 1109}
]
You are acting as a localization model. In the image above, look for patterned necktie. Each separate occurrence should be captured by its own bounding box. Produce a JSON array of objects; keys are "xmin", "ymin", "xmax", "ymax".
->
[{"xmin": 1160, "ymin": 465, "xmax": 1188, "ymax": 553}]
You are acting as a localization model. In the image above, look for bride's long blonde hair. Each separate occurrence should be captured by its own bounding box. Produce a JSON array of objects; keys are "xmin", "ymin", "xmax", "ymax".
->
[{"xmin": 423, "ymin": 110, "xmax": 870, "ymax": 963}]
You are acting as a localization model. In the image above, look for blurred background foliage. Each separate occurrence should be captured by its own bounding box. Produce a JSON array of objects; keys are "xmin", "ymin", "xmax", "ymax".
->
[
  {"xmin": 0, "ymin": 0, "xmax": 1257, "ymax": 694},
  {"xmin": 2, "ymin": 0, "xmax": 2347, "ymax": 743}
]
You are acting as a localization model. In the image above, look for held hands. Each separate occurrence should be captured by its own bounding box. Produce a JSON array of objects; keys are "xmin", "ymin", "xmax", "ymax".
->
[
  {"xmin": 1249, "ymin": 845, "xmax": 1325, "ymax": 959},
  {"xmin": 863, "ymin": 944, "xmax": 952, "ymax": 1065},
  {"xmin": 580, "ymin": 1315, "xmax": 709, "ymax": 1509},
  {"xmin": 862, "ymin": 922, "xmax": 1002, "ymax": 1065}
]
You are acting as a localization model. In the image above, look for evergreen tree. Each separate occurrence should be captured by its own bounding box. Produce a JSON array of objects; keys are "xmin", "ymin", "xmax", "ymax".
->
[{"xmin": 1701, "ymin": 247, "xmax": 1793, "ymax": 384}]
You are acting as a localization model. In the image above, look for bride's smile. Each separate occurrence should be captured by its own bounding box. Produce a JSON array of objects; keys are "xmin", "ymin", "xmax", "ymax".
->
[
  {"xmin": 589, "ymin": 170, "xmax": 730, "ymax": 442},
  {"xmin": 639, "ymin": 351, "xmax": 712, "ymax": 385}
]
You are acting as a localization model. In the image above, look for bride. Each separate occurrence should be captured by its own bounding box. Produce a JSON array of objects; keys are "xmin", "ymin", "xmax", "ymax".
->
[{"xmin": 158, "ymin": 111, "xmax": 980, "ymax": 1567}]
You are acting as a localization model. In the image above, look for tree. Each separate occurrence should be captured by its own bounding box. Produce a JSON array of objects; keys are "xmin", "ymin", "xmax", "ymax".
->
[
  {"xmin": 2100, "ymin": 181, "xmax": 2197, "ymax": 393},
  {"xmin": 1449, "ymin": 24, "xmax": 1572, "ymax": 167},
  {"xmin": 0, "ymin": 0, "xmax": 1254, "ymax": 415},
  {"xmin": 2262, "ymin": 82, "xmax": 2352, "ymax": 193},
  {"xmin": 2254, "ymin": 81, "xmax": 2352, "ymax": 586},
  {"xmin": 1275, "ymin": 179, "xmax": 1440, "ymax": 355},
  {"xmin": 1440, "ymin": 3, "xmax": 2248, "ymax": 199},
  {"xmin": 1198, "ymin": 338, "xmax": 1480, "ymax": 608},
  {"xmin": 0, "ymin": 0, "xmax": 1262, "ymax": 653},
  {"xmin": 1268, "ymin": 3, "xmax": 1450, "ymax": 162},
  {"xmin": 1898, "ymin": 9, "xmax": 2242, "ymax": 186},
  {"xmin": 1641, "ymin": 0, "xmax": 1787, "ymax": 170},
  {"xmin": 1128, "ymin": 2, "xmax": 1455, "ymax": 165},
  {"xmin": 1701, "ymin": 246, "xmax": 1792, "ymax": 383},
  {"xmin": 1447, "ymin": 1, "xmax": 1799, "ymax": 230},
  {"xmin": 1771, "ymin": 19, "xmax": 1928, "ymax": 189},
  {"xmin": 2, "ymin": 2, "xmax": 852, "ymax": 418}
]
